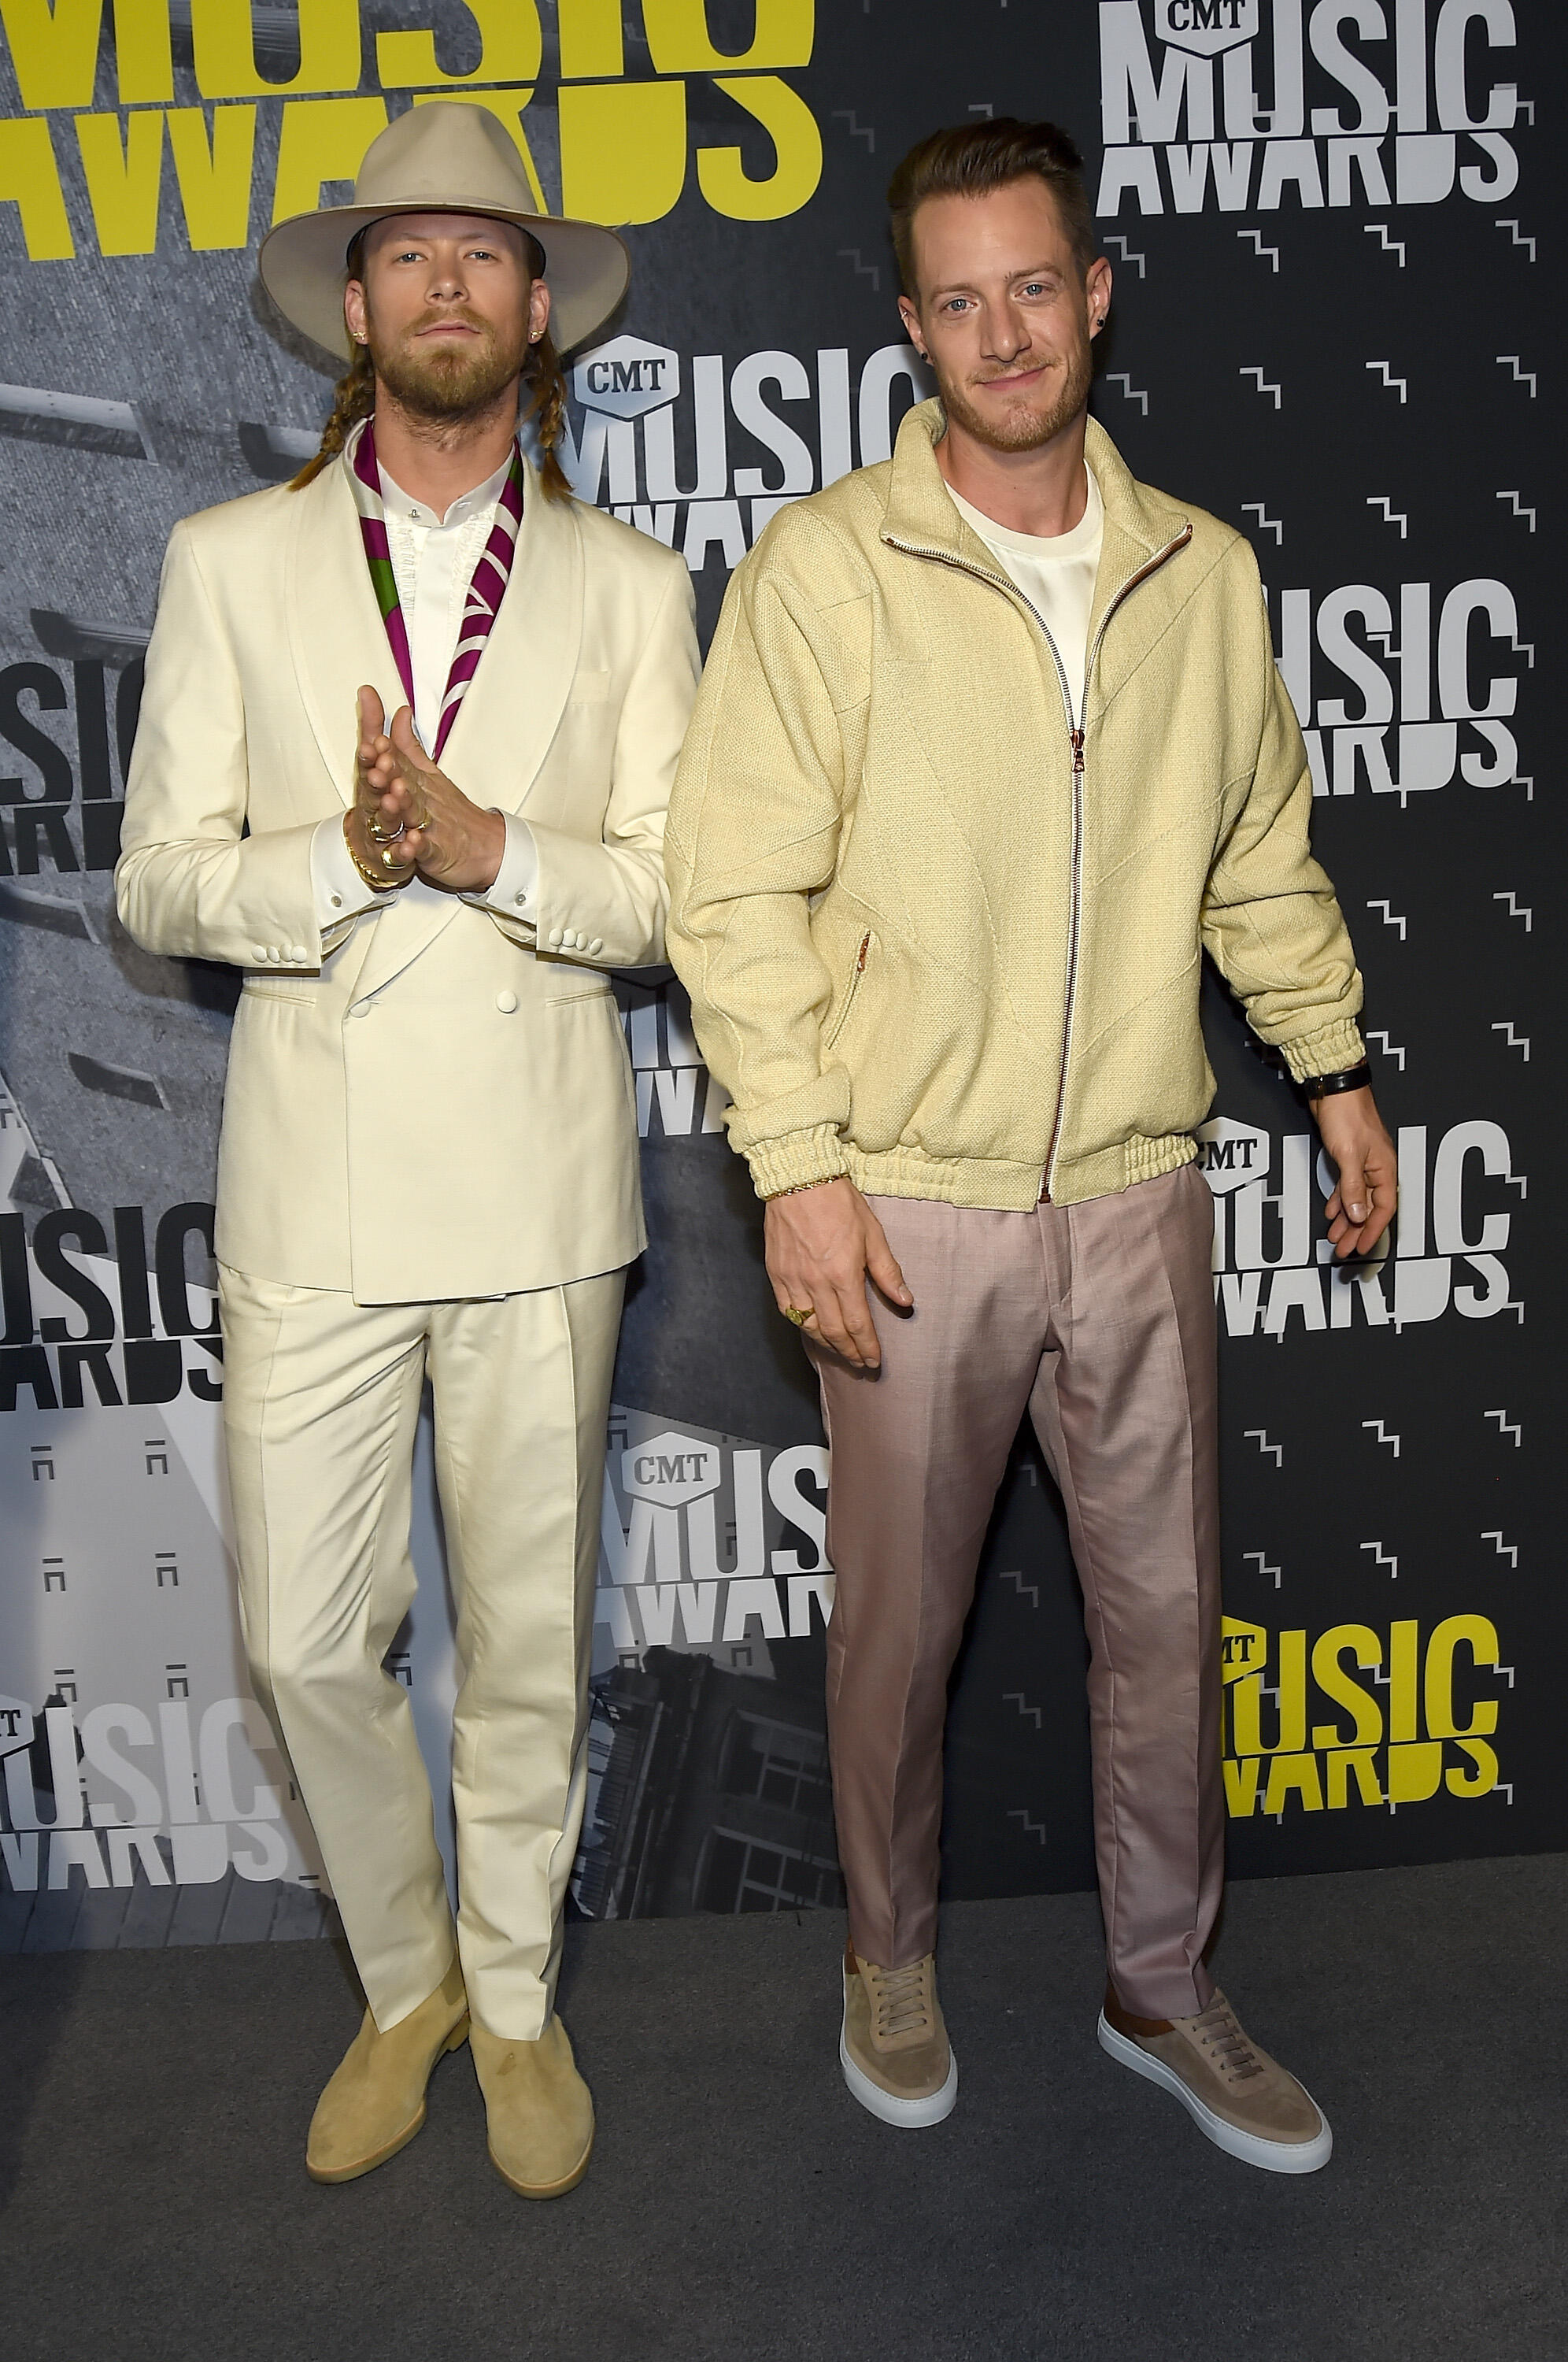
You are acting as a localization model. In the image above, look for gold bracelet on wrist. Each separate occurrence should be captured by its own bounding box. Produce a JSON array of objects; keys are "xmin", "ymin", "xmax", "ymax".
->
[
  {"xmin": 767, "ymin": 1178, "xmax": 836, "ymax": 1201},
  {"xmin": 345, "ymin": 818, "xmax": 402, "ymax": 895}
]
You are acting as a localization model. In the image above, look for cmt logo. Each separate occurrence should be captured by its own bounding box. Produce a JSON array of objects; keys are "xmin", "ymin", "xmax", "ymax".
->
[
  {"xmin": 0, "ymin": 4, "xmax": 823, "ymax": 265},
  {"xmin": 1204, "ymin": 1118, "xmax": 1523, "ymax": 1339},
  {"xmin": 1222, "ymin": 1612, "xmax": 1509, "ymax": 1819},
  {"xmin": 1158, "ymin": 0, "xmax": 1259, "ymax": 51},
  {"xmin": 597, "ymin": 1423, "xmax": 834, "ymax": 1660},
  {"xmin": 1274, "ymin": 578, "xmax": 1528, "ymax": 805},
  {"xmin": 1196, "ymin": 1116, "xmax": 1270, "ymax": 1190},
  {"xmin": 1099, "ymin": 0, "xmax": 1523, "ymax": 217},
  {"xmin": 623, "ymin": 1433, "xmax": 722, "ymax": 1506},
  {"xmin": 562, "ymin": 336, "xmax": 934, "ymax": 576},
  {"xmin": 0, "ymin": 1694, "xmax": 298, "ymax": 1896},
  {"xmin": 575, "ymin": 339, "xmax": 682, "ymax": 420}
]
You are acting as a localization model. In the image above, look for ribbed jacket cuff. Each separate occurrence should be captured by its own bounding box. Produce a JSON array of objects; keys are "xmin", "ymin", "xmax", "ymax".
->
[
  {"xmin": 1280, "ymin": 1018, "xmax": 1367, "ymax": 1083},
  {"xmin": 746, "ymin": 1125, "xmax": 850, "ymax": 1201}
]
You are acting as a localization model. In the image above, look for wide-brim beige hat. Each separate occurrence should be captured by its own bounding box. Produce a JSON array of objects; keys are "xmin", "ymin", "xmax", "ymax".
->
[{"xmin": 258, "ymin": 102, "xmax": 629, "ymax": 360}]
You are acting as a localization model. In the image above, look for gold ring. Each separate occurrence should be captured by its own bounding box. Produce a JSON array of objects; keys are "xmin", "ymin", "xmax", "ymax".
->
[
  {"xmin": 379, "ymin": 846, "xmax": 402, "ymax": 873},
  {"xmin": 782, "ymin": 1305, "xmax": 809, "ymax": 1327},
  {"xmin": 367, "ymin": 816, "xmax": 405, "ymax": 846}
]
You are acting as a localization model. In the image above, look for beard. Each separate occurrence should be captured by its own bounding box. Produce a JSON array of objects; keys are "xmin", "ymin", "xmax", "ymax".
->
[
  {"xmin": 935, "ymin": 332, "xmax": 1095, "ymax": 455},
  {"xmin": 368, "ymin": 307, "xmax": 529, "ymax": 428}
]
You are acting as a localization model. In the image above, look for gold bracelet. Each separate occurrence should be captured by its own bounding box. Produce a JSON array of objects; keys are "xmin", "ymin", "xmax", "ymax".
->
[
  {"xmin": 345, "ymin": 818, "xmax": 403, "ymax": 895},
  {"xmin": 766, "ymin": 1178, "xmax": 836, "ymax": 1201}
]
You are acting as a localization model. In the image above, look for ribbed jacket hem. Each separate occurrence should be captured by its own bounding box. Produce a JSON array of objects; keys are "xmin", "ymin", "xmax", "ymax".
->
[
  {"xmin": 1278, "ymin": 1017, "xmax": 1367, "ymax": 1083},
  {"xmin": 747, "ymin": 1124, "xmax": 851, "ymax": 1198},
  {"xmin": 749, "ymin": 1131, "xmax": 1200, "ymax": 1212}
]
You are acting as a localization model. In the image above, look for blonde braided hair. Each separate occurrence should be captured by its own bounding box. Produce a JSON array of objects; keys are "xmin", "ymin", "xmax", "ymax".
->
[
  {"xmin": 288, "ymin": 340, "xmax": 375, "ymax": 491},
  {"xmin": 289, "ymin": 228, "xmax": 574, "ymax": 502},
  {"xmin": 522, "ymin": 327, "xmax": 572, "ymax": 503}
]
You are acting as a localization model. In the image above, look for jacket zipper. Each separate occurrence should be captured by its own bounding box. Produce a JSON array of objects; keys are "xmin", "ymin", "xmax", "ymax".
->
[
  {"xmin": 884, "ymin": 520, "xmax": 1192, "ymax": 1198},
  {"xmin": 825, "ymin": 928, "xmax": 871, "ymax": 1049}
]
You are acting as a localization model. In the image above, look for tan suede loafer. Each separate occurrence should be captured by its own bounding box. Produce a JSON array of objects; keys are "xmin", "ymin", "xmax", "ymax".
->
[
  {"xmin": 469, "ymin": 2016, "xmax": 595, "ymax": 2198},
  {"xmin": 840, "ymin": 1942, "xmax": 958, "ymax": 2128},
  {"xmin": 306, "ymin": 1957, "xmax": 470, "ymax": 2184},
  {"xmin": 1099, "ymin": 1983, "xmax": 1333, "ymax": 2174}
]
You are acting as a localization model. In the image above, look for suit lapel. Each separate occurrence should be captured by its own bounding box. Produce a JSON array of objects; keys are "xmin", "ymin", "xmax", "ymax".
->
[
  {"xmin": 285, "ymin": 463, "xmax": 406, "ymax": 811},
  {"xmin": 350, "ymin": 462, "xmax": 586, "ymax": 1001}
]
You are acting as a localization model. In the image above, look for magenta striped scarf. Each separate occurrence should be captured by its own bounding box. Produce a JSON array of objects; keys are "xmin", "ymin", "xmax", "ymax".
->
[{"xmin": 344, "ymin": 416, "xmax": 525, "ymax": 761}]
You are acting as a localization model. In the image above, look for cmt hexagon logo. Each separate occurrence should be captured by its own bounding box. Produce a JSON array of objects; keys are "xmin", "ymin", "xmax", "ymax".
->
[
  {"xmin": 573, "ymin": 337, "xmax": 681, "ymax": 420},
  {"xmin": 1156, "ymin": 0, "xmax": 1259, "ymax": 56},
  {"xmin": 621, "ymin": 1432, "xmax": 722, "ymax": 1506},
  {"xmin": 1220, "ymin": 1617, "xmax": 1268, "ymax": 1683},
  {"xmin": 0, "ymin": 1695, "xmax": 35, "ymax": 1753},
  {"xmin": 1196, "ymin": 1116, "xmax": 1271, "ymax": 1194}
]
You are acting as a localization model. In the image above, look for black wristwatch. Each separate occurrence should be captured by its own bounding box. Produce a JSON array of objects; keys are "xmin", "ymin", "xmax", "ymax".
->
[{"xmin": 1298, "ymin": 1060, "xmax": 1371, "ymax": 1100}]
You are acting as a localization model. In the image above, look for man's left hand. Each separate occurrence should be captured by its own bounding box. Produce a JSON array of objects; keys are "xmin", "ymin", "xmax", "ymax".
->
[
  {"xmin": 358, "ymin": 694, "xmax": 506, "ymax": 894},
  {"xmin": 1314, "ymin": 1084, "xmax": 1397, "ymax": 1259}
]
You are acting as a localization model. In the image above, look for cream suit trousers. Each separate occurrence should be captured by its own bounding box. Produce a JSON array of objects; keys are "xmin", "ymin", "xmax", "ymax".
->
[
  {"xmin": 220, "ymin": 1264, "xmax": 624, "ymax": 2039},
  {"xmin": 810, "ymin": 1164, "xmax": 1223, "ymax": 2022}
]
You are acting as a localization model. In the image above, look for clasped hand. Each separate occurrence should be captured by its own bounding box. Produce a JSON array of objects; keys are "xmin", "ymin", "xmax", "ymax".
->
[{"xmin": 346, "ymin": 684, "xmax": 505, "ymax": 894}]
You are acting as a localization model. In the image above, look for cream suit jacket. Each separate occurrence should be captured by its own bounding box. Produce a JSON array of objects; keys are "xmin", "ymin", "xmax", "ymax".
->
[{"xmin": 116, "ymin": 455, "xmax": 700, "ymax": 1302}]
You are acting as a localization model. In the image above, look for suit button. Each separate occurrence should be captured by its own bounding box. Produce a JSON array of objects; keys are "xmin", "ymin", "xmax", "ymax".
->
[
  {"xmin": 329, "ymin": 894, "xmax": 343, "ymax": 910},
  {"xmin": 547, "ymin": 928, "xmax": 564, "ymax": 949},
  {"xmin": 289, "ymin": 945, "xmax": 307, "ymax": 962},
  {"xmin": 495, "ymin": 990, "xmax": 519, "ymax": 1014},
  {"xmin": 514, "ymin": 892, "xmax": 527, "ymax": 908},
  {"xmin": 589, "ymin": 938, "xmax": 604, "ymax": 955},
  {"xmin": 253, "ymin": 945, "xmax": 268, "ymax": 963}
]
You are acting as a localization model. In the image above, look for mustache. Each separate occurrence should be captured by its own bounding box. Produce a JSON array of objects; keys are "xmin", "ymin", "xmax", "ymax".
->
[{"xmin": 398, "ymin": 309, "xmax": 495, "ymax": 343}]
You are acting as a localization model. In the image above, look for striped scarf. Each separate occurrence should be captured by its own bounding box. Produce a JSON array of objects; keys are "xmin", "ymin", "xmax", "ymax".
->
[{"xmin": 345, "ymin": 416, "xmax": 526, "ymax": 762}]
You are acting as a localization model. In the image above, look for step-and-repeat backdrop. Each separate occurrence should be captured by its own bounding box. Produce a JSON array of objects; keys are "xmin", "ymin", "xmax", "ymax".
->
[{"xmin": 0, "ymin": 2, "xmax": 1559, "ymax": 1951}]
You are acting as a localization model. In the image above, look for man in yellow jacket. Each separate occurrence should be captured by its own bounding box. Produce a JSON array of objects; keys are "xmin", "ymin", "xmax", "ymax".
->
[{"xmin": 666, "ymin": 119, "xmax": 1395, "ymax": 2174}]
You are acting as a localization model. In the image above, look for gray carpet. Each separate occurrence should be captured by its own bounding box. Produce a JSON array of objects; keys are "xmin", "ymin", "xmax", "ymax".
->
[{"xmin": 2, "ymin": 1855, "xmax": 1562, "ymax": 2362}]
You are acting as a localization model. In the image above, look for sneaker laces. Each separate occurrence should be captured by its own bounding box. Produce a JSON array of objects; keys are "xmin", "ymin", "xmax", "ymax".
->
[
  {"xmin": 864, "ymin": 1959, "xmax": 934, "ymax": 2043},
  {"xmin": 1185, "ymin": 1994, "xmax": 1263, "ymax": 2085}
]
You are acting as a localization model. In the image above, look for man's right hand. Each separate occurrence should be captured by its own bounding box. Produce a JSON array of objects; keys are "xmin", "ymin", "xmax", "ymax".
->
[
  {"xmin": 764, "ymin": 1176, "xmax": 912, "ymax": 1370},
  {"xmin": 344, "ymin": 685, "xmax": 420, "ymax": 889}
]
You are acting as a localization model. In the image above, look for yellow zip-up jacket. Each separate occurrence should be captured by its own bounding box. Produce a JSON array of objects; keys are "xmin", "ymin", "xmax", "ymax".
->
[{"xmin": 665, "ymin": 401, "xmax": 1364, "ymax": 1210}]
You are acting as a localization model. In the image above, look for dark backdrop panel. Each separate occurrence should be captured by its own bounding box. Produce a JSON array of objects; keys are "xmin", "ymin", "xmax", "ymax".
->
[{"xmin": 0, "ymin": 2, "xmax": 1559, "ymax": 1950}]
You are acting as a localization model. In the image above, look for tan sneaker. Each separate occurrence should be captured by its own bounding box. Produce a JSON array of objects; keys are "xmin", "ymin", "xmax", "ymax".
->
[
  {"xmin": 840, "ymin": 1943, "xmax": 958, "ymax": 2127},
  {"xmin": 306, "ymin": 1956, "xmax": 470, "ymax": 2183},
  {"xmin": 1098, "ymin": 1983, "xmax": 1332, "ymax": 2174},
  {"xmin": 469, "ymin": 2016, "xmax": 595, "ymax": 2198}
]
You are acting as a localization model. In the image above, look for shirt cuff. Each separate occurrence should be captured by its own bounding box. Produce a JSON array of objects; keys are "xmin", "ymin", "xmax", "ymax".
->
[
  {"xmin": 464, "ymin": 812, "xmax": 538, "ymax": 920},
  {"xmin": 311, "ymin": 813, "xmax": 384, "ymax": 925}
]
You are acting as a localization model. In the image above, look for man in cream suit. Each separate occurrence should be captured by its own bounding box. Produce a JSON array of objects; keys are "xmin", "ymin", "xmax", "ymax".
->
[{"xmin": 116, "ymin": 105, "xmax": 698, "ymax": 2198}]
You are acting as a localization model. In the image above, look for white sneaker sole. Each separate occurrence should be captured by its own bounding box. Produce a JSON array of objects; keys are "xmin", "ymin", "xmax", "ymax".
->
[
  {"xmin": 839, "ymin": 2010, "xmax": 959, "ymax": 2129},
  {"xmin": 1097, "ymin": 2012, "xmax": 1333, "ymax": 2175}
]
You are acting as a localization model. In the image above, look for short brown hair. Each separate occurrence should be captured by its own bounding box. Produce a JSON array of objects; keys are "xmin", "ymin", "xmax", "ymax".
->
[{"xmin": 887, "ymin": 119, "xmax": 1096, "ymax": 298}]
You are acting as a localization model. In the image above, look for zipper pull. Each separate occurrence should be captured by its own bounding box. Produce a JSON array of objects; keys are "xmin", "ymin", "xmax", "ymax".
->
[
  {"xmin": 1071, "ymin": 727, "xmax": 1085, "ymax": 778},
  {"xmin": 856, "ymin": 931, "xmax": 870, "ymax": 972}
]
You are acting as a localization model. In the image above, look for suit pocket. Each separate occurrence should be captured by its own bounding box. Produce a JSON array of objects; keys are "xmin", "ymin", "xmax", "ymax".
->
[
  {"xmin": 242, "ymin": 974, "xmax": 316, "ymax": 1006},
  {"xmin": 545, "ymin": 982, "xmax": 614, "ymax": 1006}
]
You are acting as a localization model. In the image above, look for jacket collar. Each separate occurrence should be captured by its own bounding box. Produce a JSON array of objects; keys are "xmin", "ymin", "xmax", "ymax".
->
[{"xmin": 882, "ymin": 399, "xmax": 1190, "ymax": 600}]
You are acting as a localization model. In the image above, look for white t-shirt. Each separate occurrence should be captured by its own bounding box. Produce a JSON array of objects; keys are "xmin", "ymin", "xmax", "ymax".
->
[{"xmin": 949, "ymin": 466, "xmax": 1104, "ymax": 726}]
